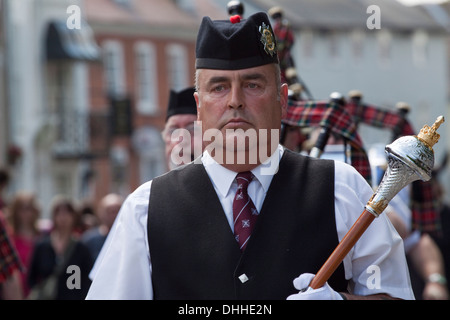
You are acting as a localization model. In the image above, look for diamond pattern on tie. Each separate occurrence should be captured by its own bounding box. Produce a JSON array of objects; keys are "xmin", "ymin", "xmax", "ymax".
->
[{"xmin": 233, "ymin": 171, "xmax": 259, "ymax": 251}]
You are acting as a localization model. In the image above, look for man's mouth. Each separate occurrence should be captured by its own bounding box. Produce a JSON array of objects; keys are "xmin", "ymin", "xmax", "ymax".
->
[{"xmin": 223, "ymin": 118, "xmax": 250, "ymax": 129}]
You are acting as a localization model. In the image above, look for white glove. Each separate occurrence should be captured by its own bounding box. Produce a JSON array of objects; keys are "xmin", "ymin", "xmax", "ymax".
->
[{"xmin": 286, "ymin": 273, "xmax": 344, "ymax": 300}]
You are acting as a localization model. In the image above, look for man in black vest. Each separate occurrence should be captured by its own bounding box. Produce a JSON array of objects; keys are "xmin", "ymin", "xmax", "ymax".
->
[{"xmin": 87, "ymin": 12, "xmax": 414, "ymax": 300}]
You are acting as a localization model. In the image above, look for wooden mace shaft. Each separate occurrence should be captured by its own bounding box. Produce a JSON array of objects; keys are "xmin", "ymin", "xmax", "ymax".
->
[{"xmin": 309, "ymin": 208, "xmax": 376, "ymax": 289}]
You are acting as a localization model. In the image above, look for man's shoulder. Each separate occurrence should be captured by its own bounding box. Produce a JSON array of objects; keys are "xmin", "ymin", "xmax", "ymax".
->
[
  {"xmin": 332, "ymin": 159, "xmax": 373, "ymax": 192},
  {"xmin": 281, "ymin": 149, "xmax": 334, "ymax": 169},
  {"xmin": 153, "ymin": 161, "xmax": 204, "ymax": 183},
  {"xmin": 333, "ymin": 158, "xmax": 365, "ymax": 178}
]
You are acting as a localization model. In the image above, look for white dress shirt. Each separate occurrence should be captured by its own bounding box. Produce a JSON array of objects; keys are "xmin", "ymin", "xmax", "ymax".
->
[{"xmin": 86, "ymin": 145, "xmax": 414, "ymax": 300}]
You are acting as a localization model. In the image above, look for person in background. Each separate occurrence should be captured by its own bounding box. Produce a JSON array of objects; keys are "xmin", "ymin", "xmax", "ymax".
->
[
  {"xmin": 78, "ymin": 199, "xmax": 99, "ymax": 234},
  {"xmin": 6, "ymin": 192, "xmax": 41, "ymax": 297},
  {"xmin": 0, "ymin": 209, "xmax": 23, "ymax": 299},
  {"xmin": 429, "ymin": 160, "xmax": 450, "ymax": 296},
  {"xmin": 280, "ymin": 124, "xmax": 309, "ymax": 153},
  {"xmin": 81, "ymin": 193, "xmax": 123, "ymax": 261},
  {"xmin": 161, "ymin": 87, "xmax": 198, "ymax": 171},
  {"xmin": 0, "ymin": 169, "xmax": 10, "ymax": 210},
  {"xmin": 27, "ymin": 195, "xmax": 93, "ymax": 299}
]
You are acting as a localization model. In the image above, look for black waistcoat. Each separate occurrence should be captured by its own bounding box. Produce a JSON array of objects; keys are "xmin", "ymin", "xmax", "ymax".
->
[{"xmin": 148, "ymin": 150, "xmax": 347, "ymax": 299}]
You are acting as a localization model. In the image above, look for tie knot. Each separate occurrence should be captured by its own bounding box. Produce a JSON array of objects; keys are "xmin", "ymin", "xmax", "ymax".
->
[{"xmin": 236, "ymin": 171, "xmax": 253, "ymax": 189}]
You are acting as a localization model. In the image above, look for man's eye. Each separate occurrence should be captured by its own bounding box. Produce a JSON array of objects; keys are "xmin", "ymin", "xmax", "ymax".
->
[
  {"xmin": 213, "ymin": 85, "xmax": 225, "ymax": 92},
  {"xmin": 245, "ymin": 82, "xmax": 265, "ymax": 96}
]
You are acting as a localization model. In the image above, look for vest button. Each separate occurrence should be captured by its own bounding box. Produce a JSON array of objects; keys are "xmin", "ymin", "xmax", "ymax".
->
[{"xmin": 238, "ymin": 274, "xmax": 249, "ymax": 283}]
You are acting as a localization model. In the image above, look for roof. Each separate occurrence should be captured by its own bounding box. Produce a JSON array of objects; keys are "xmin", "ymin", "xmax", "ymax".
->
[
  {"xmin": 247, "ymin": 0, "xmax": 448, "ymax": 31},
  {"xmin": 85, "ymin": 0, "xmax": 197, "ymax": 26},
  {"xmin": 85, "ymin": 0, "xmax": 230, "ymax": 26},
  {"xmin": 83, "ymin": 0, "xmax": 448, "ymax": 39},
  {"xmin": 84, "ymin": 0, "xmax": 230, "ymax": 38}
]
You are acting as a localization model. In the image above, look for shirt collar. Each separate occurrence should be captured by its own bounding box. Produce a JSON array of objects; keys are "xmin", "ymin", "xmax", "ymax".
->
[{"xmin": 201, "ymin": 145, "xmax": 285, "ymax": 198}]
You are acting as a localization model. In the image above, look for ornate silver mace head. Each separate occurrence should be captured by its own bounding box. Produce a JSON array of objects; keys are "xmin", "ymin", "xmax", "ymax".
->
[{"xmin": 366, "ymin": 116, "xmax": 445, "ymax": 217}]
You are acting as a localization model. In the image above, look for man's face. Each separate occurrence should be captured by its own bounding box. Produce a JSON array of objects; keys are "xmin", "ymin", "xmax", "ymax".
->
[
  {"xmin": 162, "ymin": 113, "xmax": 198, "ymax": 170},
  {"xmin": 194, "ymin": 64, "xmax": 288, "ymax": 166},
  {"xmin": 99, "ymin": 196, "xmax": 123, "ymax": 230}
]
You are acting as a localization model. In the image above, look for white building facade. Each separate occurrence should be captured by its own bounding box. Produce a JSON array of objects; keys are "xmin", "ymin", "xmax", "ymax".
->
[{"xmin": 3, "ymin": 0, "xmax": 98, "ymax": 216}]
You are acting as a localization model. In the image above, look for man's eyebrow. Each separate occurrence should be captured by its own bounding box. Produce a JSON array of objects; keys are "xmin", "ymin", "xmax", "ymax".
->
[
  {"xmin": 206, "ymin": 76, "xmax": 230, "ymax": 86},
  {"xmin": 241, "ymin": 72, "xmax": 266, "ymax": 81}
]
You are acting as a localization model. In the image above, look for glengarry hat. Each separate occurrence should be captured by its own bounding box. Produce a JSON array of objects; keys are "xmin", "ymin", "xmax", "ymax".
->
[
  {"xmin": 165, "ymin": 87, "xmax": 197, "ymax": 122},
  {"xmin": 195, "ymin": 12, "xmax": 278, "ymax": 70}
]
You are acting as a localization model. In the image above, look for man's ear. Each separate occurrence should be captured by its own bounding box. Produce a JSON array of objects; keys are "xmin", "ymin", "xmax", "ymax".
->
[{"xmin": 194, "ymin": 91, "xmax": 201, "ymax": 121}]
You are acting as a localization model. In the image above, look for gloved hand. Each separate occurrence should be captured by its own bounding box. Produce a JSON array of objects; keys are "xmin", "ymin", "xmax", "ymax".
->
[{"xmin": 286, "ymin": 273, "xmax": 344, "ymax": 300}]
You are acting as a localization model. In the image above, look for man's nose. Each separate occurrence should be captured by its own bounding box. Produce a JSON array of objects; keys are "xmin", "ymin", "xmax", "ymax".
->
[{"xmin": 228, "ymin": 86, "xmax": 244, "ymax": 109}]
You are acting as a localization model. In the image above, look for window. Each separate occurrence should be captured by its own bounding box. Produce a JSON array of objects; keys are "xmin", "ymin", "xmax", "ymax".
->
[
  {"xmin": 166, "ymin": 43, "xmax": 188, "ymax": 91},
  {"xmin": 412, "ymin": 30, "xmax": 428, "ymax": 68},
  {"xmin": 327, "ymin": 31, "xmax": 342, "ymax": 67},
  {"xmin": 102, "ymin": 40, "xmax": 125, "ymax": 98},
  {"xmin": 113, "ymin": 0, "xmax": 131, "ymax": 8},
  {"xmin": 301, "ymin": 29, "xmax": 314, "ymax": 63},
  {"xmin": 134, "ymin": 42, "xmax": 158, "ymax": 115},
  {"xmin": 46, "ymin": 62, "xmax": 89, "ymax": 157},
  {"xmin": 350, "ymin": 29, "xmax": 365, "ymax": 64},
  {"xmin": 377, "ymin": 30, "xmax": 392, "ymax": 68}
]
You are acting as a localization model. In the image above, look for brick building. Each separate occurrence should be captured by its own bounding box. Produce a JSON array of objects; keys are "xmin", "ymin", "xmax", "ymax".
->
[{"xmin": 85, "ymin": 0, "xmax": 226, "ymax": 200}]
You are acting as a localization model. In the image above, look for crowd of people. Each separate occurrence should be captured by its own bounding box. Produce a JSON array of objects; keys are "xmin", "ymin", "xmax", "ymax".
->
[{"xmin": 0, "ymin": 168, "xmax": 123, "ymax": 300}]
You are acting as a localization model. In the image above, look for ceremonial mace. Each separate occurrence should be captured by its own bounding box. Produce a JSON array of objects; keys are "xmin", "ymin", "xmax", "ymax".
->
[{"xmin": 308, "ymin": 116, "xmax": 445, "ymax": 290}]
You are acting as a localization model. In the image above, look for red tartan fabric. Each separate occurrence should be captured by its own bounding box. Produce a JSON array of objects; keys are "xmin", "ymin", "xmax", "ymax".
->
[
  {"xmin": 0, "ymin": 210, "xmax": 24, "ymax": 283},
  {"xmin": 346, "ymin": 102, "xmax": 415, "ymax": 135},
  {"xmin": 411, "ymin": 180, "xmax": 441, "ymax": 233},
  {"xmin": 282, "ymin": 99, "xmax": 372, "ymax": 185}
]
